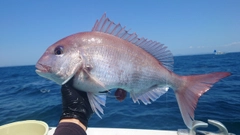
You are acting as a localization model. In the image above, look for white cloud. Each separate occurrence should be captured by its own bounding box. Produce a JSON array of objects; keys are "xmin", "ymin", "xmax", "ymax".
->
[{"xmin": 224, "ymin": 41, "xmax": 240, "ymax": 47}]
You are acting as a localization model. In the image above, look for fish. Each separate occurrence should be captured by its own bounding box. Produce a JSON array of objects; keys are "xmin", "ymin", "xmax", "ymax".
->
[{"xmin": 35, "ymin": 13, "xmax": 231, "ymax": 128}]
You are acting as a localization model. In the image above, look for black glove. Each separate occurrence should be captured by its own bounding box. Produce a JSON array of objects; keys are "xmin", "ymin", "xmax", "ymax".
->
[{"xmin": 60, "ymin": 79, "xmax": 93, "ymax": 128}]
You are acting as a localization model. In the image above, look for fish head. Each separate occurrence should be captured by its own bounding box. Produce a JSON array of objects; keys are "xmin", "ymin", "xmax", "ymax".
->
[{"xmin": 36, "ymin": 36, "xmax": 83, "ymax": 85}]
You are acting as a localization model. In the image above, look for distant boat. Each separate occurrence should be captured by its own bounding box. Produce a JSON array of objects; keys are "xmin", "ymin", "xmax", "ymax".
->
[{"xmin": 214, "ymin": 50, "xmax": 226, "ymax": 55}]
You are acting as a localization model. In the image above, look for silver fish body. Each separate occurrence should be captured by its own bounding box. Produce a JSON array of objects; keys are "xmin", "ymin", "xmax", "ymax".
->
[
  {"xmin": 71, "ymin": 32, "xmax": 171, "ymax": 94},
  {"xmin": 36, "ymin": 14, "xmax": 230, "ymax": 129}
]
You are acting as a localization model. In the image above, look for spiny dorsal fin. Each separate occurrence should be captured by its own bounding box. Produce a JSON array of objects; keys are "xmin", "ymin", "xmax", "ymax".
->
[{"xmin": 92, "ymin": 13, "xmax": 174, "ymax": 71}]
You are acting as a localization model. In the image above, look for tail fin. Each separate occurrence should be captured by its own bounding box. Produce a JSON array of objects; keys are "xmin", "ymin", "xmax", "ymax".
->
[{"xmin": 174, "ymin": 72, "xmax": 230, "ymax": 129}]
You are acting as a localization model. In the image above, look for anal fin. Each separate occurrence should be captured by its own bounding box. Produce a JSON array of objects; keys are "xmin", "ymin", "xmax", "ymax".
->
[{"xmin": 130, "ymin": 86, "xmax": 169, "ymax": 105}]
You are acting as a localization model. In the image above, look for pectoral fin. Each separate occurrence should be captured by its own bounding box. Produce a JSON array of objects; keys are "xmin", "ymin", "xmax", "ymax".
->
[{"xmin": 83, "ymin": 66, "xmax": 105, "ymax": 89}]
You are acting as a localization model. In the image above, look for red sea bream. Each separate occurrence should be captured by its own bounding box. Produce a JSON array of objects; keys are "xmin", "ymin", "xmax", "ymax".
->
[{"xmin": 35, "ymin": 14, "xmax": 230, "ymax": 128}]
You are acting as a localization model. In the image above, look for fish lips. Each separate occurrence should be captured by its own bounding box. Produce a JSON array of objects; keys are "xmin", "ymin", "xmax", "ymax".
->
[
  {"xmin": 35, "ymin": 63, "xmax": 72, "ymax": 85},
  {"xmin": 35, "ymin": 63, "xmax": 51, "ymax": 74},
  {"xmin": 35, "ymin": 63, "xmax": 60, "ymax": 84}
]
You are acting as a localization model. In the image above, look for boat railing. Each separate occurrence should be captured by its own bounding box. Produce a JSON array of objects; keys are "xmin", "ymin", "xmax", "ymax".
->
[{"xmin": 177, "ymin": 119, "xmax": 235, "ymax": 135}]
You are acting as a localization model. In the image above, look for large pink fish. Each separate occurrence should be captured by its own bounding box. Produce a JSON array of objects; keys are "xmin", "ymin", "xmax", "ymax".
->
[{"xmin": 36, "ymin": 13, "xmax": 230, "ymax": 128}]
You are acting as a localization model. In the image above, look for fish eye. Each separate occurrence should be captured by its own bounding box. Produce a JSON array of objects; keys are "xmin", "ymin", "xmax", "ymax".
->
[{"xmin": 54, "ymin": 46, "xmax": 64, "ymax": 55}]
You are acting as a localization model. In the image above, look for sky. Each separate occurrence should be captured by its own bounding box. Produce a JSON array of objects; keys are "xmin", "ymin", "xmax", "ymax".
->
[{"xmin": 0, "ymin": 0, "xmax": 239, "ymax": 67}]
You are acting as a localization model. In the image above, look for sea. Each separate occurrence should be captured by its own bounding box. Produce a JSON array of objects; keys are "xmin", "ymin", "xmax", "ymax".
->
[{"xmin": 0, "ymin": 52, "xmax": 239, "ymax": 134}]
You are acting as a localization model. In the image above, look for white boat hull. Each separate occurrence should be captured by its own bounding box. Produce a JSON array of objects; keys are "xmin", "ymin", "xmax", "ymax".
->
[{"xmin": 48, "ymin": 127, "xmax": 178, "ymax": 135}]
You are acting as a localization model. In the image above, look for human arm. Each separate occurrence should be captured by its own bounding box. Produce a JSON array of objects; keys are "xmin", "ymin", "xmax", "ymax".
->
[{"xmin": 54, "ymin": 79, "xmax": 93, "ymax": 135}]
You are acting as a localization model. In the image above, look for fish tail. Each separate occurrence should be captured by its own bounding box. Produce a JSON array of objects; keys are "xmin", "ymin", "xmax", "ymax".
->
[{"xmin": 174, "ymin": 72, "xmax": 230, "ymax": 129}]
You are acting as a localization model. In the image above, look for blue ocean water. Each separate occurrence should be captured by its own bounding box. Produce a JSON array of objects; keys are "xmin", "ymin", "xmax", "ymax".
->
[{"xmin": 0, "ymin": 52, "xmax": 239, "ymax": 134}]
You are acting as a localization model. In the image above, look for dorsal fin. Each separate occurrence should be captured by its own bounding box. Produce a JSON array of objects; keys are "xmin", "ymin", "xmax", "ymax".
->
[{"xmin": 92, "ymin": 13, "xmax": 174, "ymax": 71}]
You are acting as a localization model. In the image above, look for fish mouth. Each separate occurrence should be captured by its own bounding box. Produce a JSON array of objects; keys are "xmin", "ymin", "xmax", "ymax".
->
[{"xmin": 35, "ymin": 63, "xmax": 51, "ymax": 73}]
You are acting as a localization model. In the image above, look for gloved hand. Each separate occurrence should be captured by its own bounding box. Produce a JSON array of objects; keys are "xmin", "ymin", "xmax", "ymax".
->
[{"xmin": 60, "ymin": 79, "xmax": 93, "ymax": 128}]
